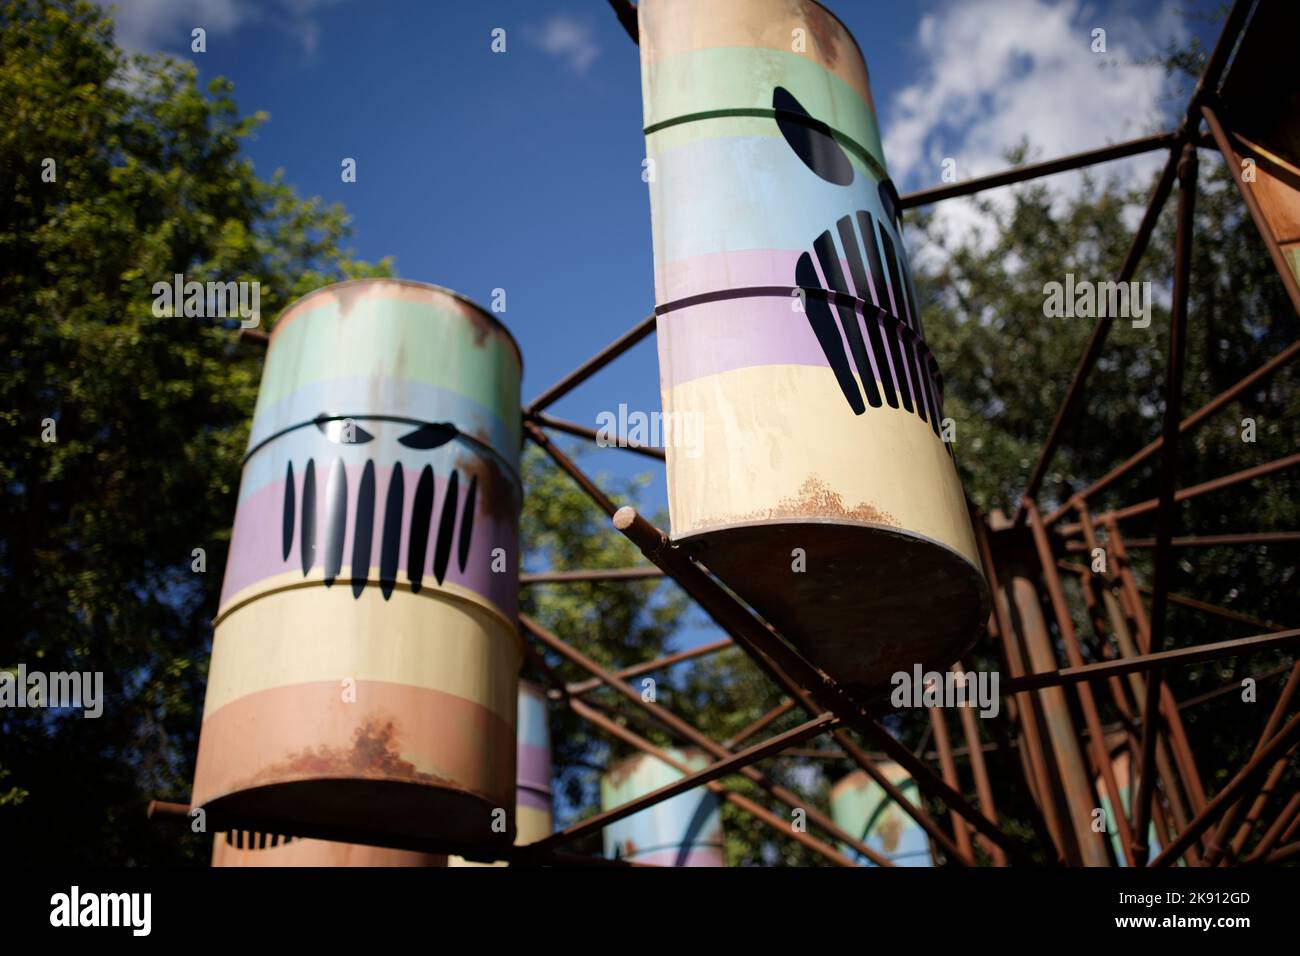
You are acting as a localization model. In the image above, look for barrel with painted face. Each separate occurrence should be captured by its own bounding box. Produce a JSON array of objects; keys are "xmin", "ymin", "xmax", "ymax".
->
[
  {"xmin": 192, "ymin": 278, "xmax": 523, "ymax": 850},
  {"xmin": 601, "ymin": 749, "xmax": 725, "ymax": 867},
  {"xmin": 830, "ymin": 765, "xmax": 933, "ymax": 867},
  {"xmin": 639, "ymin": 0, "xmax": 986, "ymax": 696}
]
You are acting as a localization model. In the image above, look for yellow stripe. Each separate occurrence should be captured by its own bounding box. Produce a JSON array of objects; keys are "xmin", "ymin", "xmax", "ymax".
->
[
  {"xmin": 204, "ymin": 584, "xmax": 520, "ymax": 723},
  {"xmin": 216, "ymin": 567, "xmax": 519, "ymax": 644},
  {"xmin": 664, "ymin": 364, "xmax": 979, "ymax": 566}
]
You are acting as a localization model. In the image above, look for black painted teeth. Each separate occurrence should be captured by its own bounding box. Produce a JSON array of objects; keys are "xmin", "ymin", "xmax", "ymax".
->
[
  {"xmin": 283, "ymin": 458, "xmax": 476, "ymax": 599},
  {"xmin": 797, "ymin": 207, "xmax": 951, "ymax": 457}
]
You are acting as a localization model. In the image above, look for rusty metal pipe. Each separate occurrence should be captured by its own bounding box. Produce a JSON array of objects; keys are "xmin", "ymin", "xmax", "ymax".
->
[
  {"xmin": 1026, "ymin": 499, "xmax": 1138, "ymax": 865},
  {"xmin": 726, "ymin": 699, "xmax": 797, "ymax": 749},
  {"xmin": 1046, "ymin": 340, "xmax": 1300, "ymax": 524},
  {"xmin": 1002, "ymin": 629, "xmax": 1300, "ymax": 693},
  {"xmin": 565, "ymin": 638, "xmax": 734, "ymax": 696},
  {"xmin": 928, "ymin": 702, "xmax": 975, "ymax": 862},
  {"xmin": 527, "ymin": 314, "xmax": 655, "ymax": 413},
  {"xmin": 1151, "ymin": 712, "xmax": 1300, "ymax": 867},
  {"xmin": 529, "ymin": 411, "xmax": 666, "ymax": 461},
  {"xmin": 901, "ymin": 133, "xmax": 1180, "ymax": 210}
]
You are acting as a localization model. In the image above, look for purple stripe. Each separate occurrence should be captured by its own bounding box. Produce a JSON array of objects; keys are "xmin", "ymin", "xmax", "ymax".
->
[
  {"xmin": 515, "ymin": 787, "xmax": 552, "ymax": 812},
  {"xmin": 516, "ymin": 742, "xmax": 552, "ymax": 793},
  {"xmin": 655, "ymin": 249, "xmax": 880, "ymax": 307},
  {"xmin": 219, "ymin": 464, "xmax": 517, "ymax": 615},
  {"xmin": 658, "ymin": 295, "xmax": 937, "ymax": 396}
]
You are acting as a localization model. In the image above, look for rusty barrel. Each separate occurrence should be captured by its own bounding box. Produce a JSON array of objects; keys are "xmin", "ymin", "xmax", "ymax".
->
[
  {"xmin": 601, "ymin": 749, "xmax": 725, "ymax": 866},
  {"xmin": 638, "ymin": 0, "xmax": 986, "ymax": 696},
  {"xmin": 830, "ymin": 764, "xmax": 933, "ymax": 867},
  {"xmin": 191, "ymin": 278, "xmax": 523, "ymax": 849}
]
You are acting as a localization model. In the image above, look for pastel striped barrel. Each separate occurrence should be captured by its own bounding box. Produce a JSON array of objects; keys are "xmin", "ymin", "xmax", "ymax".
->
[
  {"xmin": 601, "ymin": 749, "xmax": 725, "ymax": 867},
  {"xmin": 830, "ymin": 765, "xmax": 933, "ymax": 867},
  {"xmin": 191, "ymin": 278, "xmax": 524, "ymax": 850},
  {"xmin": 639, "ymin": 0, "xmax": 986, "ymax": 696},
  {"xmin": 449, "ymin": 680, "xmax": 555, "ymax": 865},
  {"xmin": 515, "ymin": 680, "xmax": 554, "ymax": 843}
]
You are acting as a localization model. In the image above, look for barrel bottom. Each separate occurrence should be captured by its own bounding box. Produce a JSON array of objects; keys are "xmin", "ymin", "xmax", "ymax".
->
[
  {"xmin": 201, "ymin": 778, "xmax": 513, "ymax": 855},
  {"xmin": 677, "ymin": 520, "xmax": 987, "ymax": 698}
]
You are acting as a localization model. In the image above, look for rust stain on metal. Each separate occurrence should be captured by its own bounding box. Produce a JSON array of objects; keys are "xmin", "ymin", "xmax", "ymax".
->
[
  {"xmin": 878, "ymin": 811, "xmax": 902, "ymax": 853},
  {"xmin": 456, "ymin": 441, "xmax": 519, "ymax": 521},
  {"xmin": 326, "ymin": 281, "xmax": 378, "ymax": 318},
  {"xmin": 720, "ymin": 476, "xmax": 898, "ymax": 526},
  {"xmin": 794, "ymin": 0, "xmax": 843, "ymax": 68},
  {"xmin": 242, "ymin": 716, "xmax": 454, "ymax": 787}
]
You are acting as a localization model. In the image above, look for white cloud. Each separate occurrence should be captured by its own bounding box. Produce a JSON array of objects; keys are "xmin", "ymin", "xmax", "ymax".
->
[
  {"xmin": 531, "ymin": 14, "xmax": 601, "ymax": 74},
  {"xmin": 883, "ymin": 0, "xmax": 1190, "ymax": 255},
  {"xmin": 103, "ymin": 0, "xmax": 339, "ymax": 56}
]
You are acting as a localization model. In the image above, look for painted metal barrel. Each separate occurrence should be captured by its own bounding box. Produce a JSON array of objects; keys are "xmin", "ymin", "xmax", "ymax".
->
[
  {"xmin": 830, "ymin": 764, "xmax": 933, "ymax": 867},
  {"xmin": 515, "ymin": 680, "xmax": 555, "ymax": 843},
  {"xmin": 211, "ymin": 830, "xmax": 447, "ymax": 867},
  {"xmin": 191, "ymin": 278, "xmax": 524, "ymax": 850},
  {"xmin": 1096, "ymin": 749, "xmax": 1163, "ymax": 867},
  {"xmin": 638, "ymin": 0, "xmax": 986, "ymax": 695},
  {"xmin": 449, "ymin": 680, "xmax": 555, "ymax": 865},
  {"xmin": 601, "ymin": 749, "xmax": 725, "ymax": 867}
]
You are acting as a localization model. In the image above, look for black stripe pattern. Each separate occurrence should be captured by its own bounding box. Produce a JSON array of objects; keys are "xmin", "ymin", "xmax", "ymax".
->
[
  {"xmin": 797, "ymin": 208, "xmax": 950, "ymax": 455},
  {"xmin": 286, "ymin": 458, "xmax": 477, "ymax": 600}
]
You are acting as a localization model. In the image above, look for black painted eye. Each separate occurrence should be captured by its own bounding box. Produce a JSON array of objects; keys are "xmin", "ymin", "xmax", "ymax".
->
[
  {"xmin": 878, "ymin": 177, "xmax": 902, "ymax": 228},
  {"xmin": 313, "ymin": 414, "xmax": 374, "ymax": 444},
  {"xmin": 397, "ymin": 422, "xmax": 458, "ymax": 449},
  {"xmin": 773, "ymin": 86, "xmax": 854, "ymax": 187}
]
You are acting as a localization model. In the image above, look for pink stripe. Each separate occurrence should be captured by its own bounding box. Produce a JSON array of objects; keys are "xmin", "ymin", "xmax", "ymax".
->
[
  {"xmin": 219, "ymin": 463, "xmax": 517, "ymax": 614},
  {"xmin": 655, "ymin": 249, "xmax": 879, "ymax": 305},
  {"xmin": 656, "ymin": 295, "xmax": 842, "ymax": 386}
]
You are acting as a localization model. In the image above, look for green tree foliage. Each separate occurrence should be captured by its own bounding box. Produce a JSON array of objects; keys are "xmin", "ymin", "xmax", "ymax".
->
[{"xmin": 0, "ymin": 0, "xmax": 391, "ymax": 863}]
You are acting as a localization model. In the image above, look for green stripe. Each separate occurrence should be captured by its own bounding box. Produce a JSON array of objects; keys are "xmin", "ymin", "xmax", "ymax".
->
[
  {"xmin": 256, "ymin": 296, "xmax": 520, "ymax": 443},
  {"xmin": 645, "ymin": 108, "xmax": 889, "ymax": 184},
  {"xmin": 642, "ymin": 46, "xmax": 885, "ymax": 170}
]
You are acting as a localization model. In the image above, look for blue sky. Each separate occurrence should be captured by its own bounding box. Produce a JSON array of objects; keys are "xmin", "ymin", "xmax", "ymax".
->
[{"xmin": 105, "ymin": 0, "xmax": 1221, "ymax": 632}]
